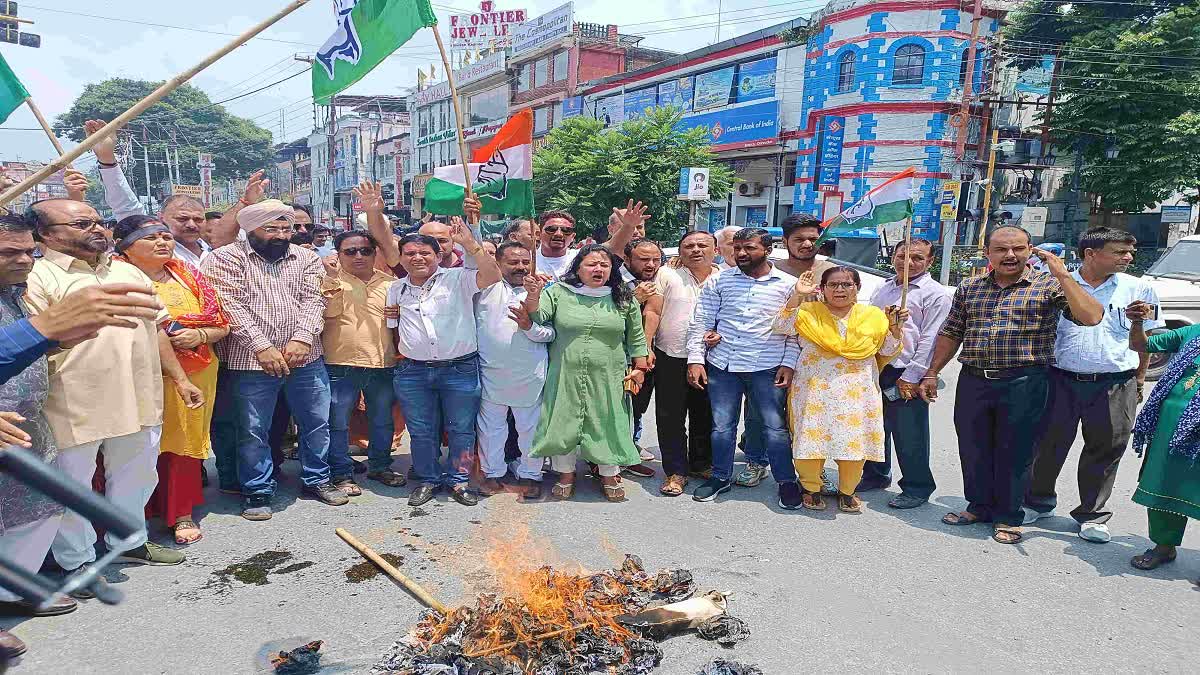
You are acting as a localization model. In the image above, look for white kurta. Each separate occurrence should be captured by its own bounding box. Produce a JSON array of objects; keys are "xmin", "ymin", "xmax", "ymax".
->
[{"xmin": 474, "ymin": 281, "xmax": 554, "ymax": 407}]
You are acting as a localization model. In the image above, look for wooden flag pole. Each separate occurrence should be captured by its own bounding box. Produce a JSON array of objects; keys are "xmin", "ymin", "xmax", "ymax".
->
[
  {"xmin": 430, "ymin": 24, "xmax": 477, "ymax": 225},
  {"xmin": 898, "ymin": 216, "xmax": 913, "ymax": 310},
  {"xmin": 0, "ymin": 0, "xmax": 310, "ymax": 208},
  {"xmin": 24, "ymin": 98, "xmax": 71, "ymax": 167}
]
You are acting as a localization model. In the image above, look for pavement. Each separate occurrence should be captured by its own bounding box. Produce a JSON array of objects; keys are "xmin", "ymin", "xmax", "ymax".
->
[{"xmin": 4, "ymin": 361, "xmax": 1199, "ymax": 674}]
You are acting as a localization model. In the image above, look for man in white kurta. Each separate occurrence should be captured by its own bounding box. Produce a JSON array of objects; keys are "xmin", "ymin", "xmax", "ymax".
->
[{"xmin": 475, "ymin": 242, "xmax": 554, "ymax": 497}]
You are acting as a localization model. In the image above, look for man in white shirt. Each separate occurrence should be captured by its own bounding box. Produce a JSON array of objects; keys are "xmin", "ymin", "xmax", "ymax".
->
[
  {"xmin": 535, "ymin": 210, "xmax": 579, "ymax": 280},
  {"xmin": 386, "ymin": 199, "xmax": 502, "ymax": 507},
  {"xmin": 474, "ymin": 241, "xmax": 554, "ymax": 499}
]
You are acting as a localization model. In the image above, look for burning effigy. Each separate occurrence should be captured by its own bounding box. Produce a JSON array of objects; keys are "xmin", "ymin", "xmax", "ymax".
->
[{"xmin": 369, "ymin": 552, "xmax": 749, "ymax": 675}]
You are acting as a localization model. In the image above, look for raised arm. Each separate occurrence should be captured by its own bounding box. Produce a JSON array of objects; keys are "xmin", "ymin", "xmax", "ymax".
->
[
  {"xmin": 210, "ymin": 170, "xmax": 267, "ymax": 248},
  {"xmin": 356, "ymin": 180, "xmax": 399, "ymax": 268},
  {"xmin": 451, "ymin": 219, "xmax": 499, "ymax": 289},
  {"xmin": 1032, "ymin": 248, "xmax": 1103, "ymax": 326},
  {"xmin": 85, "ymin": 120, "xmax": 146, "ymax": 220}
]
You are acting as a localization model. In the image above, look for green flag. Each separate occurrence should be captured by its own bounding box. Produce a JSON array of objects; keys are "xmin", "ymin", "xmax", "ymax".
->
[
  {"xmin": 311, "ymin": 0, "xmax": 437, "ymax": 104},
  {"xmin": 0, "ymin": 53, "xmax": 30, "ymax": 124}
]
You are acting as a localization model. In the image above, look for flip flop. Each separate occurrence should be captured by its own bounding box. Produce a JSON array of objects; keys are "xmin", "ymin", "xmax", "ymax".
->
[
  {"xmin": 174, "ymin": 520, "xmax": 202, "ymax": 545},
  {"xmin": 992, "ymin": 525, "xmax": 1023, "ymax": 544},
  {"xmin": 942, "ymin": 511, "xmax": 982, "ymax": 526},
  {"xmin": 1131, "ymin": 548, "xmax": 1177, "ymax": 570}
]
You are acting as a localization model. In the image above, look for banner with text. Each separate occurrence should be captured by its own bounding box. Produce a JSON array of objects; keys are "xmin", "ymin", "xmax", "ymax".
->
[
  {"xmin": 512, "ymin": 2, "xmax": 574, "ymax": 54},
  {"xmin": 676, "ymin": 99, "xmax": 779, "ymax": 151}
]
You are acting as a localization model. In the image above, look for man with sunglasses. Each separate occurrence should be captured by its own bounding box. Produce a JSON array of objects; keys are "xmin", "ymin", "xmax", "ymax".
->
[
  {"xmin": 23, "ymin": 198, "xmax": 194, "ymax": 585},
  {"xmin": 319, "ymin": 229, "xmax": 406, "ymax": 493},
  {"xmin": 1023, "ymin": 227, "xmax": 1162, "ymax": 543},
  {"xmin": 535, "ymin": 211, "xmax": 578, "ymax": 281}
]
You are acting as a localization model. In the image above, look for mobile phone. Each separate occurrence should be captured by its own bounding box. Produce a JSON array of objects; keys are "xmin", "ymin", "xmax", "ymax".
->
[{"xmin": 165, "ymin": 320, "xmax": 186, "ymax": 335}]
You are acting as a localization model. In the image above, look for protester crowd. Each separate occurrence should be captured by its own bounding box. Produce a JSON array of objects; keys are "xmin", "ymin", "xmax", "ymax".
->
[{"xmin": 1, "ymin": 124, "xmax": 1198, "ymax": 659}]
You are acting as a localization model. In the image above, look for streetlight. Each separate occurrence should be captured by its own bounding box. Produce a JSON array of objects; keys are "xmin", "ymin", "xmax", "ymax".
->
[{"xmin": 1104, "ymin": 133, "xmax": 1120, "ymax": 160}]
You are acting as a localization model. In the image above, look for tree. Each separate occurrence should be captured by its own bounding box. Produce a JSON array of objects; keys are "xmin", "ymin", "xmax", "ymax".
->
[
  {"xmin": 53, "ymin": 79, "xmax": 274, "ymax": 199},
  {"xmin": 1004, "ymin": 2, "xmax": 1200, "ymax": 211},
  {"xmin": 532, "ymin": 107, "xmax": 735, "ymax": 242}
]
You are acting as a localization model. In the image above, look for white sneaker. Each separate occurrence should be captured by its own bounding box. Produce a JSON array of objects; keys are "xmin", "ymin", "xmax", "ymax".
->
[
  {"xmin": 1022, "ymin": 507, "xmax": 1054, "ymax": 525},
  {"xmin": 1079, "ymin": 522, "xmax": 1111, "ymax": 543}
]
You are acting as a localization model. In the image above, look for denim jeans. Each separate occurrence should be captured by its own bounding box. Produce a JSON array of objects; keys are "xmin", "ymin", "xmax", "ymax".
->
[
  {"xmin": 392, "ymin": 354, "xmax": 482, "ymax": 487},
  {"xmin": 707, "ymin": 365, "xmax": 797, "ymax": 484},
  {"xmin": 327, "ymin": 364, "xmax": 396, "ymax": 478},
  {"xmin": 232, "ymin": 359, "xmax": 332, "ymax": 496}
]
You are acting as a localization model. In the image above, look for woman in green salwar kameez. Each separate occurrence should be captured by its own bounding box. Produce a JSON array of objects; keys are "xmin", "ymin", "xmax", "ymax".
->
[
  {"xmin": 1126, "ymin": 300, "xmax": 1200, "ymax": 575},
  {"xmin": 524, "ymin": 244, "xmax": 649, "ymax": 502}
]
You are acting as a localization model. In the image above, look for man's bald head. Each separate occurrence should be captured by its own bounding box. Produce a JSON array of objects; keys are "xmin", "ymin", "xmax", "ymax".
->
[
  {"xmin": 160, "ymin": 195, "xmax": 206, "ymax": 246},
  {"xmin": 418, "ymin": 221, "xmax": 454, "ymax": 265}
]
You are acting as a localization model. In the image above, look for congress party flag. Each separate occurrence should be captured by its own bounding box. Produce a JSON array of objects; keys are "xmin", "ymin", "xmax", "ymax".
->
[
  {"xmin": 816, "ymin": 166, "xmax": 916, "ymax": 244},
  {"xmin": 424, "ymin": 110, "xmax": 535, "ymax": 218},
  {"xmin": 312, "ymin": 0, "xmax": 438, "ymax": 104},
  {"xmin": 0, "ymin": 53, "xmax": 31, "ymax": 125}
]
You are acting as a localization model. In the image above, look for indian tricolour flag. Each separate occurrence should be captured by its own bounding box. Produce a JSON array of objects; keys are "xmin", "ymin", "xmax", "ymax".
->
[
  {"xmin": 424, "ymin": 110, "xmax": 535, "ymax": 217},
  {"xmin": 816, "ymin": 166, "xmax": 915, "ymax": 244}
]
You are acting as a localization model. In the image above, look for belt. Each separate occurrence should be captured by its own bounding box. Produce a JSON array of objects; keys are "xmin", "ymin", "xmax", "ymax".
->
[
  {"xmin": 1053, "ymin": 367, "xmax": 1137, "ymax": 382},
  {"xmin": 963, "ymin": 364, "xmax": 1047, "ymax": 380},
  {"xmin": 405, "ymin": 352, "xmax": 478, "ymax": 368}
]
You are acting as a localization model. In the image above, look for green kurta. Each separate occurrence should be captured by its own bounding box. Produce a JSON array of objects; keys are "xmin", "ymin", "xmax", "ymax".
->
[
  {"xmin": 1132, "ymin": 324, "xmax": 1200, "ymax": 521},
  {"xmin": 530, "ymin": 284, "xmax": 648, "ymax": 466}
]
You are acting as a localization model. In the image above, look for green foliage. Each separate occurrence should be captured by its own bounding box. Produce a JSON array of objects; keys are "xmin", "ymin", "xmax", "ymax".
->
[
  {"xmin": 1003, "ymin": 2, "xmax": 1200, "ymax": 211},
  {"xmin": 532, "ymin": 107, "xmax": 735, "ymax": 243},
  {"xmin": 53, "ymin": 79, "xmax": 274, "ymax": 198}
]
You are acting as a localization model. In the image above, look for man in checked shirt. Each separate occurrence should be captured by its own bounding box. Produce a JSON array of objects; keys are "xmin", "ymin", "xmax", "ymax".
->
[{"xmin": 920, "ymin": 226, "xmax": 1102, "ymax": 545}]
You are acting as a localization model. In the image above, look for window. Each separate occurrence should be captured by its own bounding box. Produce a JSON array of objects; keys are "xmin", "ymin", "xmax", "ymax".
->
[
  {"xmin": 466, "ymin": 86, "xmax": 508, "ymax": 127},
  {"xmin": 534, "ymin": 106, "xmax": 549, "ymax": 134},
  {"xmin": 553, "ymin": 51, "xmax": 568, "ymax": 82},
  {"xmin": 534, "ymin": 57, "xmax": 549, "ymax": 87},
  {"xmin": 959, "ymin": 52, "xmax": 971, "ymax": 86},
  {"xmin": 517, "ymin": 64, "xmax": 530, "ymax": 91},
  {"xmin": 893, "ymin": 44, "xmax": 925, "ymax": 85},
  {"xmin": 836, "ymin": 51, "xmax": 856, "ymax": 93}
]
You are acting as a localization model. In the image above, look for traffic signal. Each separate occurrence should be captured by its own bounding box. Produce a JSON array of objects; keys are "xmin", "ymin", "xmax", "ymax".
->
[{"xmin": 0, "ymin": 1, "xmax": 40, "ymax": 48}]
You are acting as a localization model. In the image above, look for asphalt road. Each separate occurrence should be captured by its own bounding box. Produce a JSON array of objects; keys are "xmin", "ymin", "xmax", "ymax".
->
[{"xmin": 5, "ymin": 362, "xmax": 1198, "ymax": 674}]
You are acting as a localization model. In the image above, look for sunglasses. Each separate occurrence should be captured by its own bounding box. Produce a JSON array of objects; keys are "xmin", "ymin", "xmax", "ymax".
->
[
  {"xmin": 340, "ymin": 247, "xmax": 375, "ymax": 256},
  {"xmin": 543, "ymin": 226, "xmax": 575, "ymax": 234},
  {"xmin": 49, "ymin": 219, "xmax": 106, "ymax": 230}
]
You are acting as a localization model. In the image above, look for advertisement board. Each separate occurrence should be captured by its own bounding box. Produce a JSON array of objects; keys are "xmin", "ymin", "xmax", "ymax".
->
[
  {"xmin": 197, "ymin": 152, "xmax": 215, "ymax": 208},
  {"xmin": 694, "ymin": 66, "xmax": 736, "ymax": 111},
  {"xmin": 561, "ymin": 96, "xmax": 583, "ymax": 119},
  {"xmin": 171, "ymin": 185, "xmax": 203, "ymax": 199},
  {"xmin": 448, "ymin": 2, "xmax": 528, "ymax": 49},
  {"xmin": 411, "ymin": 52, "xmax": 506, "ymax": 109},
  {"xmin": 735, "ymin": 57, "xmax": 777, "ymax": 103},
  {"xmin": 676, "ymin": 99, "xmax": 779, "ymax": 151},
  {"xmin": 1160, "ymin": 205, "xmax": 1192, "ymax": 223},
  {"xmin": 814, "ymin": 115, "xmax": 846, "ymax": 192},
  {"xmin": 623, "ymin": 87, "xmax": 658, "ymax": 120},
  {"xmin": 512, "ymin": 2, "xmax": 574, "ymax": 55},
  {"xmin": 938, "ymin": 179, "xmax": 962, "ymax": 220},
  {"xmin": 589, "ymin": 94, "xmax": 624, "ymax": 127},
  {"xmin": 678, "ymin": 168, "xmax": 710, "ymax": 200},
  {"xmin": 657, "ymin": 76, "xmax": 694, "ymax": 112}
]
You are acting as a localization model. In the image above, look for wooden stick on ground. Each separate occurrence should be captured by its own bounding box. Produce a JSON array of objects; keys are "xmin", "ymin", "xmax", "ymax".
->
[
  {"xmin": 335, "ymin": 528, "xmax": 449, "ymax": 615},
  {"xmin": 464, "ymin": 623, "xmax": 595, "ymax": 659}
]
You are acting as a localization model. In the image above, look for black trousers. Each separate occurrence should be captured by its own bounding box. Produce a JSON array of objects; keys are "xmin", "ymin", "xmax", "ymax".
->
[
  {"xmin": 953, "ymin": 368, "xmax": 1050, "ymax": 526},
  {"xmin": 863, "ymin": 365, "xmax": 936, "ymax": 500},
  {"xmin": 1024, "ymin": 368, "xmax": 1138, "ymax": 524},
  {"xmin": 653, "ymin": 348, "xmax": 713, "ymax": 476}
]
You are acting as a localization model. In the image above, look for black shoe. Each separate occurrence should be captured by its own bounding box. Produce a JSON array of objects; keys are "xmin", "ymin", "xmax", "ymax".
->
[
  {"xmin": 692, "ymin": 477, "xmax": 733, "ymax": 502},
  {"xmin": 778, "ymin": 481, "xmax": 803, "ymax": 510},
  {"xmin": 303, "ymin": 482, "xmax": 350, "ymax": 506},
  {"xmin": 449, "ymin": 486, "xmax": 479, "ymax": 506},
  {"xmin": 888, "ymin": 493, "xmax": 927, "ymax": 509},
  {"xmin": 352, "ymin": 458, "xmax": 368, "ymax": 475},
  {"xmin": 856, "ymin": 478, "xmax": 892, "ymax": 492},
  {"xmin": 408, "ymin": 484, "xmax": 437, "ymax": 507}
]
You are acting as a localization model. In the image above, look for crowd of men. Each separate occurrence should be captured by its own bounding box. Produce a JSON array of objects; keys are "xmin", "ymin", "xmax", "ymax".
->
[{"xmin": 0, "ymin": 133, "xmax": 1177, "ymax": 658}]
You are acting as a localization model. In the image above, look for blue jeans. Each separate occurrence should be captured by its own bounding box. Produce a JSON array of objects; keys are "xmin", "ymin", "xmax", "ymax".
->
[
  {"xmin": 739, "ymin": 401, "xmax": 766, "ymax": 465},
  {"xmin": 327, "ymin": 364, "xmax": 396, "ymax": 478},
  {"xmin": 233, "ymin": 359, "xmax": 332, "ymax": 496},
  {"xmin": 392, "ymin": 355, "xmax": 482, "ymax": 487},
  {"xmin": 707, "ymin": 365, "xmax": 797, "ymax": 484}
]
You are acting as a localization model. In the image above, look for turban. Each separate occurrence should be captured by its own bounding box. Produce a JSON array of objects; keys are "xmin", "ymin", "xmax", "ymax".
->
[{"xmin": 236, "ymin": 199, "xmax": 295, "ymax": 233}]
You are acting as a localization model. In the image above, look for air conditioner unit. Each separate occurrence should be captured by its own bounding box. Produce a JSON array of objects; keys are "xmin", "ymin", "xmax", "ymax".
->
[{"xmin": 738, "ymin": 182, "xmax": 764, "ymax": 197}]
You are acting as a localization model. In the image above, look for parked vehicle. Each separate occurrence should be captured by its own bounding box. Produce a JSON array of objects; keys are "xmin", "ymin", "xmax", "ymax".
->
[{"xmin": 1141, "ymin": 234, "xmax": 1200, "ymax": 379}]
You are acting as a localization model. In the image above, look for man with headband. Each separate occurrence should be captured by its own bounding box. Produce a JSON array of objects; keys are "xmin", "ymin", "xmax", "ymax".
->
[{"xmin": 201, "ymin": 199, "xmax": 346, "ymax": 520}]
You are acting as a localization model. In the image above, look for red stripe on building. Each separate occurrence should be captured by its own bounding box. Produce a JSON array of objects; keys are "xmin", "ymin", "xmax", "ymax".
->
[
  {"xmin": 816, "ymin": 0, "xmax": 1003, "ymax": 30},
  {"xmin": 843, "ymin": 139, "xmax": 955, "ymax": 148}
]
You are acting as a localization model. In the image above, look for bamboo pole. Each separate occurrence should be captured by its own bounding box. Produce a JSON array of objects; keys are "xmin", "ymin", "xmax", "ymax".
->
[
  {"xmin": 464, "ymin": 623, "xmax": 595, "ymax": 659},
  {"xmin": 898, "ymin": 216, "xmax": 913, "ymax": 310},
  {"xmin": 976, "ymin": 127, "xmax": 1000, "ymax": 251},
  {"xmin": 430, "ymin": 24, "xmax": 476, "ymax": 224},
  {"xmin": 335, "ymin": 528, "xmax": 450, "ymax": 615},
  {"xmin": 0, "ymin": 0, "xmax": 311, "ymax": 208},
  {"xmin": 24, "ymin": 98, "xmax": 70, "ymax": 165}
]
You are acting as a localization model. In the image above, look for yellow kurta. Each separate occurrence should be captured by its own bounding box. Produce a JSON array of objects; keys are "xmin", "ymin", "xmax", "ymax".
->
[
  {"xmin": 154, "ymin": 278, "xmax": 219, "ymax": 460},
  {"xmin": 775, "ymin": 308, "xmax": 901, "ymax": 462}
]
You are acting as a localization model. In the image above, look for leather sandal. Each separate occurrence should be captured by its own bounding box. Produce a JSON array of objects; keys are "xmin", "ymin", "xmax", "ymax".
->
[
  {"xmin": 838, "ymin": 493, "xmax": 863, "ymax": 513},
  {"xmin": 1131, "ymin": 547, "xmax": 1177, "ymax": 570},
  {"xmin": 801, "ymin": 492, "xmax": 826, "ymax": 511},
  {"xmin": 173, "ymin": 519, "xmax": 202, "ymax": 545},
  {"xmin": 659, "ymin": 474, "xmax": 686, "ymax": 497},
  {"xmin": 551, "ymin": 474, "xmax": 576, "ymax": 500},
  {"xmin": 992, "ymin": 525, "xmax": 1023, "ymax": 544},
  {"xmin": 600, "ymin": 476, "xmax": 625, "ymax": 502}
]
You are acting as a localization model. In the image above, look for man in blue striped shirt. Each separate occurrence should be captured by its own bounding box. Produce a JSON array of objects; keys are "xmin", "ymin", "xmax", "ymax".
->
[{"xmin": 686, "ymin": 228, "xmax": 803, "ymax": 508}]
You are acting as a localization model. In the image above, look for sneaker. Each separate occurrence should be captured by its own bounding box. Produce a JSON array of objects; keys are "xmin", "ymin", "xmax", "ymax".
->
[
  {"xmin": 1079, "ymin": 522, "xmax": 1111, "ymax": 543},
  {"xmin": 303, "ymin": 482, "xmax": 350, "ymax": 506},
  {"xmin": 242, "ymin": 494, "xmax": 273, "ymax": 520},
  {"xmin": 115, "ymin": 542, "xmax": 186, "ymax": 566},
  {"xmin": 778, "ymin": 481, "xmax": 803, "ymax": 510},
  {"xmin": 692, "ymin": 477, "xmax": 733, "ymax": 502},
  {"xmin": 734, "ymin": 463, "xmax": 768, "ymax": 487},
  {"xmin": 819, "ymin": 470, "xmax": 839, "ymax": 496},
  {"xmin": 1022, "ymin": 507, "xmax": 1054, "ymax": 525}
]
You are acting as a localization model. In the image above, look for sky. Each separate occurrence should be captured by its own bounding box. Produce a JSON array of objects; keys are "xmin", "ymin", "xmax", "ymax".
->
[{"xmin": 0, "ymin": 0, "xmax": 831, "ymax": 167}]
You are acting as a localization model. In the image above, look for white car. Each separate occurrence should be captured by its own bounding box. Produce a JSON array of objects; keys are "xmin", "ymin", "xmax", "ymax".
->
[
  {"xmin": 1142, "ymin": 234, "xmax": 1200, "ymax": 378},
  {"xmin": 659, "ymin": 247, "xmax": 892, "ymax": 301}
]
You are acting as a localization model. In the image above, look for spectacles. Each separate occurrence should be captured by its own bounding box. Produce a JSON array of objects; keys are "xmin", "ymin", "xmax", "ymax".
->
[
  {"xmin": 293, "ymin": 224, "xmax": 311, "ymax": 231},
  {"xmin": 257, "ymin": 226, "xmax": 292, "ymax": 236},
  {"xmin": 543, "ymin": 226, "xmax": 575, "ymax": 234},
  {"xmin": 340, "ymin": 247, "xmax": 375, "ymax": 256},
  {"xmin": 48, "ymin": 219, "xmax": 106, "ymax": 230},
  {"xmin": 823, "ymin": 282, "xmax": 858, "ymax": 290}
]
